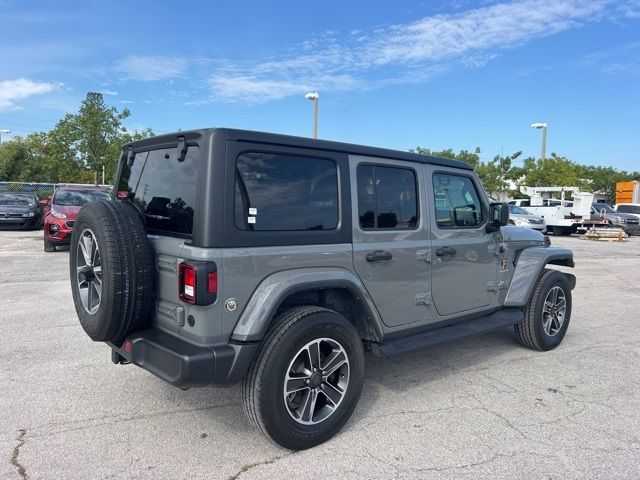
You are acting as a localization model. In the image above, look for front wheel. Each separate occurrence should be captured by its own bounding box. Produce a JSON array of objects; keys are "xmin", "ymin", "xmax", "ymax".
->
[
  {"xmin": 44, "ymin": 237, "xmax": 55, "ymax": 252},
  {"xmin": 515, "ymin": 269, "xmax": 572, "ymax": 351},
  {"xmin": 242, "ymin": 306, "xmax": 364, "ymax": 450}
]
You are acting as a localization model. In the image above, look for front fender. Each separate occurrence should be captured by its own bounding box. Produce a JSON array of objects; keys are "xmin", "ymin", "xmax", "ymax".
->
[
  {"xmin": 504, "ymin": 246, "xmax": 575, "ymax": 307},
  {"xmin": 230, "ymin": 267, "xmax": 383, "ymax": 342}
]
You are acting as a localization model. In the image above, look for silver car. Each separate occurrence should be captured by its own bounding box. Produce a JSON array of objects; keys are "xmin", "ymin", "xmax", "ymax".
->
[
  {"xmin": 508, "ymin": 204, "xmax": 547, "ymax": 233},
  {"xmin": 591, "ymin": 203, "xmax": 640, "ymax": 235}
]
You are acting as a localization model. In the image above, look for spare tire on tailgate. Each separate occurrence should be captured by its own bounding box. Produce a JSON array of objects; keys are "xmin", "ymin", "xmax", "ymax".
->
[{"xmin": 69, "ymin": 200, "xmax": 154, "ymax": 344}]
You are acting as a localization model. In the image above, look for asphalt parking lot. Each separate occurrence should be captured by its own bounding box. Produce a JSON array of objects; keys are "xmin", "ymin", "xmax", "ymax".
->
[{"xmin": 1, "ymin": 230, "xmax": 639, "ymax": 479}]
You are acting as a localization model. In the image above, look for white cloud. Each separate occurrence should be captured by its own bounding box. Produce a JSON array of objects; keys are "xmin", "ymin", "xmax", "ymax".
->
[
  {"xmin": 207, "ymin": 0, "xmax": 635, "ymax": 102},
  {"xmin": 581, "ymin": 41, "xmax": 640, "ymax": 77},
  {"xmin": 114, "ymin": 55, "xmax": 187, "ymax": 81},
  {"xmin": 100, "ymin": 90, "xmax": 118, "ymax": 96},
  {"xmin": 0, "ymin": 78, "xmax": 61, "ymax": 110}
]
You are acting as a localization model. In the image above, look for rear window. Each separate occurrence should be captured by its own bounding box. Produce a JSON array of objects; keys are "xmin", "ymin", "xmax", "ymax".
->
[
  {"xmin": 234, "ymin": 152, "xmax": 338, "ymax": 231},
  {"xmin": 118, "ymin": 145, "xmax": 200, "ymax": 236}
]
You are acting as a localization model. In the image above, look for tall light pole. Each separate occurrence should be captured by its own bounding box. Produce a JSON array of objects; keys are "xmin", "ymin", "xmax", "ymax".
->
[
  {"xmin": 0, "ymin": 129, "xmax": 10, "ymax": 145},
  {"xmin": 531, "ymin": 123, "xmax": 547, "ymax": 161},
  {"xmin": 305, "ymin": 92, "xmax": 319, "ymax": 139}
]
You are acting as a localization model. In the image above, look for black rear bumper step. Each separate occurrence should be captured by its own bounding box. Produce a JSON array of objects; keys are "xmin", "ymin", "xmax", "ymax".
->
[
  {"xmin": 376, "ymin": 308, "xmax": 523, "ymax": 358},
  {"xmin": 109, "ymin": 328, "xmax": 258, "ymax": 388}
]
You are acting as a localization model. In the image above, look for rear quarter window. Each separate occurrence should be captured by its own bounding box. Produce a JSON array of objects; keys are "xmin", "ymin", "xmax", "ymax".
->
[
  {"xmin": 234, "ymin": 152, "xmax": 338, "ymax": 231},
  {"xmin": 118, "ymin": 145, "xmax": 200, "ymax": 236}
]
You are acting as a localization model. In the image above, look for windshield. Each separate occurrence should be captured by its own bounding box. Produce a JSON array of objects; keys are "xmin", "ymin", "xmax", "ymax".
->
[
  {"xmin": 593, "ymin": 203, "xmax": 615, "ymax": 213},
  {"xmin": 617, "ymin": 204, "xmax": 640, "ymax": 214},
  {"xmin": 508, "ymin": 204, "xmax": 531, "ymax": 215},
  {"xmin": 0, "ymin": 194, "xmax": 33, "ymax": 206},
  {"xmin": 53, "ymin": 189, "xmax": 110, "ymax": 206}
]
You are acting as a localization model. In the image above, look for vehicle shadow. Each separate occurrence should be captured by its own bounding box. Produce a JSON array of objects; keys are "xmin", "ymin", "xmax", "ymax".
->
[
  {"xmin": 351, "ymin": 327, "xmax": 527, "ymax": 420},
  {"xmin": 161, "ymin": 326, "xmax": 529, "ymax": 445}
]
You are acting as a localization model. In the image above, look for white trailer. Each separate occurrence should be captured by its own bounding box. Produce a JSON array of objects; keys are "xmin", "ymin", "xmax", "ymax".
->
[{"xmin": 512, "ymin": 186, "xmax": 608, "ymax": 235}]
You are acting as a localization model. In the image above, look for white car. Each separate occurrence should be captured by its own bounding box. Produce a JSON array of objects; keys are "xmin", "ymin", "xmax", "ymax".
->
[
  {"xmin": 508, "ymin": 204, "xmax": 547, "ymax": 233},
  {"xmin": 614, "ymin": 203, "xmax": 640, "ymax": 220}
]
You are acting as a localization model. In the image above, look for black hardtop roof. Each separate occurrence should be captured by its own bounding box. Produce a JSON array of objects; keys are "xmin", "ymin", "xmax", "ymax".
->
[{"xmin": 125, "ymin": 128, "xmax": 473, "ymax": 171}]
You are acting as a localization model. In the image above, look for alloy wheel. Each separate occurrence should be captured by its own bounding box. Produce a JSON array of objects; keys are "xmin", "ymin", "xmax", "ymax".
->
[
  {"xmin": 76, "ymin": 229, "xmax": 102, "ymax": 315},
  {"xmin": 283, "ymin": 337, "xmax": 350, "ymax": 425}
]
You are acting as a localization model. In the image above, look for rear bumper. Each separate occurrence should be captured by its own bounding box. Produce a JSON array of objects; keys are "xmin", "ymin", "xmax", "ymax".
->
[{"xmin": 109, "ymin": 328, "xmax": 258, "ymax": 388}]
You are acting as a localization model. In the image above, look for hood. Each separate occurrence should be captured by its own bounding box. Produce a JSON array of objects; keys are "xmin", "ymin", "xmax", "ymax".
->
[
  {"xmin": 0, "ymin": 205, "xmax": 36, "ymax": 215},
  {"xmin": 50, "ymin": 204, "xmax": 82, "ymax": 218},
  {"xmin": 500, "ymin": 225, "xmax": 546, "ymax": 243},
  {"xmin": 510, "ymin": 213, "xmax": 544, "ymax": 222},
  {"xmin": 609, "ymin": 212, "xmax": 638, "ymax": 221}
]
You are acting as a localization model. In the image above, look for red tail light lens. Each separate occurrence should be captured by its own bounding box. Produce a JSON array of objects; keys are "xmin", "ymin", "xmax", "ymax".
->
[
  {"xmin": 208, "ymin": 272, "xmax": 217, "ymax": 294},
  {"xmin": 179, "ymin": 263, "xmax": 196, "ymax": 304},
  {"xmin": 177, "ymin": 261, "xmax": 217, "ymax": 306}
]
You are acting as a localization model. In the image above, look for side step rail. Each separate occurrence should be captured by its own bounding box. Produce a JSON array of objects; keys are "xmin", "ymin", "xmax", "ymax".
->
[{"xmin": 377, "ymin": 308, "xmax": 523, "ymax": 358}]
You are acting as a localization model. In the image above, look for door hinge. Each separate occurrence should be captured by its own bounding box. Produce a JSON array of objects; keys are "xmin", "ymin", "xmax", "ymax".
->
[
  {"xmin": 416, "ymin": 249, "xmax": 432, "ymax": 263},
  {"xmin": 415, "ymin": 292, "xmax": 431, "ymax": 306}
]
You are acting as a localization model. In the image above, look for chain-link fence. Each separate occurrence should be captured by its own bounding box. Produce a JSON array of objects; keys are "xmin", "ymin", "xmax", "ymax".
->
[{"xmin": 0, "ymin": 182, "xmax": 111, "ymax": 199}]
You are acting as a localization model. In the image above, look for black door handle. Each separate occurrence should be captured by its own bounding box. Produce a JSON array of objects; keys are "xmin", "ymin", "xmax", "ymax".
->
[
  {"xmin": 436, "ymin": 246, "xmax": 457, "ymax": 257},
  {"xmin": 366, "ymin": 250, "xmax": 393, "ymax": 262}
]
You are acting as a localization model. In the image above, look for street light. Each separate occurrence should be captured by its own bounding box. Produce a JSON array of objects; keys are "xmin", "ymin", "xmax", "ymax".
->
[
  {"xmin": 0, "ymin": 129, "xmax": 10, "ymax": 145},
  {"xmin": 305, "ymin": 92, "xmax": 319, "ymax": 139},
  {"xmin": 531, "ymin": 123, "xmax": 547, "ymax": 161}
]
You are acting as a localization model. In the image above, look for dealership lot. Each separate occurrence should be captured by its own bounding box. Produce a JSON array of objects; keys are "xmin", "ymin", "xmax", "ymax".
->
[{"xmin": 1, "ymin": 230, "xmax": 639, "ymax": 479}]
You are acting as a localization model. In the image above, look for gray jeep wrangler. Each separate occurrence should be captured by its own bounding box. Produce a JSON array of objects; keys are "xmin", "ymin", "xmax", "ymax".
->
[{"xmin": 69, "ymin": 128, "xmax": 575, "ymax": 449}]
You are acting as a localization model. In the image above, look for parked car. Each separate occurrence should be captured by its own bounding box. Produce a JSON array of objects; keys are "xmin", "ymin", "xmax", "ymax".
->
[
  {"xmin": 69, "ymin": 128, "xmax": 575, "ymax": 450},
  {"xmin": 591, "ymin": 203, "xmax": 640, "ymax": 235},
  {"xmin": 0, "ymin": 192, "xmax": 43, "ymax": 229},
  {"xmin": 508, "ymin": 204, "xmax": 547, "ymax": 233},
  {"xmin": 614, "ymin": 203, "xmax": 640, "ymax": 220},
  {"xmin": 43, "ymin": 186, "xmax": 111, "ymax": 251}
]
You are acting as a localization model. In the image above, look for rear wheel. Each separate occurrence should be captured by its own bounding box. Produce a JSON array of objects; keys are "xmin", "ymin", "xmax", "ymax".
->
[
  {"xmin": 242, "ymin": 306, "xmax": 364, "ymax": 450},
  {"xmin": 515, "ymin": 269, "xmax": 572, "ymax": 351}
]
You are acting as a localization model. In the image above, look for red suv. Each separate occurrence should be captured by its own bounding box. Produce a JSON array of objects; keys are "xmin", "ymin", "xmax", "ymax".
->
[{"xmin": 43, "ymin": 186, "xmax": 111, "ymax": 252}]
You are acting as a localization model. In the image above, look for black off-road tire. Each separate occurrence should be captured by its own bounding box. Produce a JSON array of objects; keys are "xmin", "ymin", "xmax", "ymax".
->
[
  {"xmin": 44, "ymin": 237, "xmax": 55, "ymax": 252},
  {"xmin": 242, "ymin": 306, "xmax": 365, "ymax": 450},
  {"xmin": 70, "ymin": 200, "xmax": 154, "ymax": 344},
  {"xmin": 515, "ymin": 269, "xmax": 572, "ymax": 351}
]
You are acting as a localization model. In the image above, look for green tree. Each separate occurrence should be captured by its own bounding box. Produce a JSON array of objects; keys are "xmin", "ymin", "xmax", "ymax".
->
[
  {"xmin": 51, "ymin": 92, "xmax": 131, "ymax": 181},
  {"xmin": 0, "ymin": 137, "xmax": 28, "ymax": 181},
  {"xmin": 522, "ymin": 153, "xmax": 584, "ymax": 188}
]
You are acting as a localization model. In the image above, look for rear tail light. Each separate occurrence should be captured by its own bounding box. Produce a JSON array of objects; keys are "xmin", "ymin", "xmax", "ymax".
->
[
  {"xmin": 179, "ymin": 263, "xmax": 196, "ymax": 303},
  {"xmin": 178, "ymin": 261, "xmax": 217, "ymax": 306}
]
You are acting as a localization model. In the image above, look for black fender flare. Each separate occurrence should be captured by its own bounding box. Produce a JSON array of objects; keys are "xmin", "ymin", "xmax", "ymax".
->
[{"xmin": 504, "ymin": 247, "xmax": 575, "ymax": 307}]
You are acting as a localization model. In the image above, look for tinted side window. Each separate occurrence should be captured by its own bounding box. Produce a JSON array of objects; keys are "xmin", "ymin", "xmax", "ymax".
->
[
  {"xmin": 235, "ymin": 153, "xmax": 338, "ymax": 231},
  {"xmin": 433, "ymin": 173, "xmax": 483, "ymax": 228},
  {"xmin": 357, "ymin": 165, "xmax": 418, "ymax": 230},
  {"xmin": 118, "ymin": 146, "xmax": 199, "ymax": 235}
]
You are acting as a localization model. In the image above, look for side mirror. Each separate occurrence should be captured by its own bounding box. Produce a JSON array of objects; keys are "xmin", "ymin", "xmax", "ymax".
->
[
  {"xmin": 39, "ymin": 198, "xmax": 50, "ymax": 207},
  {"xmin": 486, "ymin": 202, "xmax": 509, "ymax": 233}
]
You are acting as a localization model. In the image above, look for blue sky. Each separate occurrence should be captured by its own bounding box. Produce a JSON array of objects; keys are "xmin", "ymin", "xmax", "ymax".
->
[{"xmin": 1, "ymin": 0, "xmax": 639, "ymax": 170}]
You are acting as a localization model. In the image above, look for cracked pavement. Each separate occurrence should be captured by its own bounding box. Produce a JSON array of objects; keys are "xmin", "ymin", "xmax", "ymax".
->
[{"xmin": 1, "ymin": 230, "xmax": 639, "ymax": 479}]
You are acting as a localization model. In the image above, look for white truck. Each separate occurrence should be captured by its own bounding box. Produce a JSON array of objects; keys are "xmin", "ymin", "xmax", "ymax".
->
[{"xmin": 510, "ymin": 186, "xmax": 607, "ymax": 235}]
